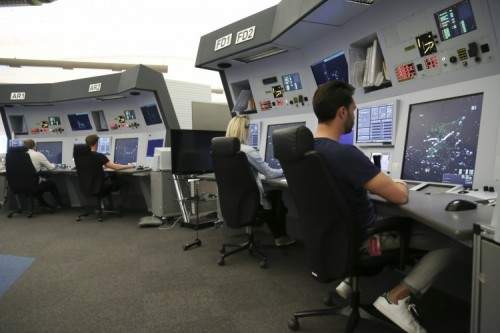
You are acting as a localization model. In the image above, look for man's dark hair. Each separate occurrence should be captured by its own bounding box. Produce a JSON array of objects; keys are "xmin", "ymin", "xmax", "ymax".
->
[
  {"xmin": 23, "ymin": 139, "xmax": 36, "ymax": 149},
  {"xmin": 313, "ymin": 80, "xmax": 355, "ymax": 123},
  {"xmin": 85, "ymin": 134, "xmax": 99, "ymax": 147}
]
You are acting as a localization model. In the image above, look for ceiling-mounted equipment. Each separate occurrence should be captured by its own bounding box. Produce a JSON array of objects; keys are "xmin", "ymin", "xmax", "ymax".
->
[{"xmin": 235, "ymin": 47, "xmax": 287, "ymax": 63}]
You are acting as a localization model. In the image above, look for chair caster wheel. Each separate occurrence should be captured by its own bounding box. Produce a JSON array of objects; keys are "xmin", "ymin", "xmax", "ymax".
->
[
  {"xmin": 76, "ymin": 218, "xmax": 81, "ymax": 222},
  {"xmin": 259, "ymin": 260, "xmax": 268, "ymax": 269},
  {"xmin": 217, "ymin": 258, "xmax": 225, "ymax": 266},
  {"xmin": 182, "ymin": 244, "xmax": 189, "ymax": 251},
  {"xmin": 288, "ymin": 317, "xmax": 300, "ymax": 331}
]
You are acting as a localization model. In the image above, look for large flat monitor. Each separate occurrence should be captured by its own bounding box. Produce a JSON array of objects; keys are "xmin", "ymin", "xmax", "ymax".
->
[
  {"xmin": 68, "ymin": 113, "xmax": 92, "ymax": 131},
  {"xmin": 36, "ymin": 141, "xmax": 63, "ymax": 164},
  {"xmin": 311, "ymin": 52, "xmax": 348, "ymax": 86},
  {"xmin": 265, "ymin": 122, "xmax": 306, "ymax": 169},
  {"xmin": 114, "ymin": 137, "xmax": 139, "ymax": 165},
  {"xmin": 355, "ymin": 102, "xmax": 396, "ymax": 146},
  {"xmin": 97, "ymin": 137, "xmax": 112, "ymax": 155},
  {"xmin": 401, "ymin": 93, "xmax": 483, "ymax": 188},
  {"xmin": 146, "ymin": 139, "xmax": 164, "ymax": 157},
  {"xmin": 170, "ymin": 129, "xmax": 225, "ymax": 175},
  {"xmin": 141, "ymin": 104, "xmax": 163, "ymax": 126}
]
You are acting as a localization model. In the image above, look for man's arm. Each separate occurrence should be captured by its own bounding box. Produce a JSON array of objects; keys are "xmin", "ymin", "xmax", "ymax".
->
[
  {"xmin": 104, "ymin": 161, "xmax": 134, "ymax": 170},
  {"xmin": 364, "ymin": 172, "xmax": 408, "ymax": 205}
]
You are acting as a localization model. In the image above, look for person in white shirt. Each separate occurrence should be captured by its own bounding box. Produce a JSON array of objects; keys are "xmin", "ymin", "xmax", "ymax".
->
[
  {"xmin": 225, "ymin": 115, "xmax": 295, "ymax": 247},
  {"xmin": 24, "ymin": 139, "xmax": 64, "ymax": 208}
]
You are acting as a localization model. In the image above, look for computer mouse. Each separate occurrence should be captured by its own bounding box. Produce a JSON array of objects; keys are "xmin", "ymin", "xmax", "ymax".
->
[{"xmin": 445, "ymin": 199, "xmax": 477, "ymax": 211}]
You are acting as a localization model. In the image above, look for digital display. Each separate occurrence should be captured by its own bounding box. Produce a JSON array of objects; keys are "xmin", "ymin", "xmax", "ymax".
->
[
  {"xmin": 395, "ymin": 63, "xmax": 416, "ymax": 82},
  {"xmin": 281, "ymin": 73, "xmax": 302, "ymax": 92},
  {"xmin": 311, "ymin": 52, "xmax": 349, "ymax": 86},
  {"xmin": 124, "ymin": 110, "xmax": 136, "ymax": 120},
  {"xmin": 97, "ymin": 137, "xmax": 112, "ymax": 155},
  {"xmin": 435, "ymin": 0, "xmax": 477, "ymax": 41},
  {"xmin": 9, "ymin": 139, "xmax": 23, "ymax": 147},
  {"xmin": 141, "ymin": 104, "xmax": 162, "ymax": 126},
  {"xmin": 416, "ymin": 32, "xmax": 437, "ymax": 57},
  {"xmin": 68, "ymin": 113, "xmax": 92, "ymax": 131},
  {"xmin": 36, "ymin": 141, "xmax": 63, "ymax": 164},
  {"xmin": 48, "ymin": 116, "xmax": 61, "ymax": 126},
  {"xmin": 272, "ymin": 85, "xmax": 284, "ymax": 98},
  {"xmin": 265, "ymin": 122, "xmax": 306, "ymax": 169},
  {"xmin": 356, "ymin": 104, "xmax": 395, "ymax": 145},
  {"xmin": 248, "ymin": 123, "xmax": 260, "ymax": 148},
  {"xmin": 114, "ymin": 137, "xmax": 139, "ymax": 165},
  {"xmin": 402, "ymin": 93, "xmax": 483, "ymax": 187},
  {"xmin": 146, "ymin": 139, "xmax": 164, "ymax": 157}
]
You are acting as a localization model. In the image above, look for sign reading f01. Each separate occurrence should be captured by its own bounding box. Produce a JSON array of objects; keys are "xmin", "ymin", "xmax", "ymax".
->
[
  {"xmin": 235, "ymin": 26, "xmax": 255, "ymax": 45},
  {"xmin": 214, "ymin": 33, "xmax": 232, "ymax": 51}
]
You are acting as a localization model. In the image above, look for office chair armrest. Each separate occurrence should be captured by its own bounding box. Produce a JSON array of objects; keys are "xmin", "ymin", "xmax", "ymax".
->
[{"xmin": 365, "ymin": 216, "xmax": 412, "ymax": 270}]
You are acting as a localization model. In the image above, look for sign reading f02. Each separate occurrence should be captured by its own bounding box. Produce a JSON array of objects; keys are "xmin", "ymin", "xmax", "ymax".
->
[
  {"xmin": 214, "ymin": 33, "xmax": 232, "ymax": 51},
  {"xmin": 88, "ymin": 83, "xmax": 102, "ymax": 93},
  {"xmin": 235, "ymin": 26, "xmax": 255, "ymax": 45}
]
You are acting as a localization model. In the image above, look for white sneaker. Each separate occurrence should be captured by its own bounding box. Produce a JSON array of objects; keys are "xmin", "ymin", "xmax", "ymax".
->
[
  {"xmin": 335, "ymin": 279, "xmax": 352, "ymax": 299},
  {"xmin": 373, "ymin": 295, "xmax": 427, "ymax": 333}
]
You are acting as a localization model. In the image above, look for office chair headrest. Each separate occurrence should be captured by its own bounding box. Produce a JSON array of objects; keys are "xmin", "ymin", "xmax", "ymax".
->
[
  {"xmin": 273, "ymin": 125, "xmax": 314, "ymax": 162},
  {"xmin": 211, "ymin": 137, "xmax": 240, "ymax": 157},
  {"xmin": 7, "ymin": 146, "xmax": 28, "ymax": 154},
  {"xmin": 73, "ymin": 144, "xmax": 91, "ymax": 157}
]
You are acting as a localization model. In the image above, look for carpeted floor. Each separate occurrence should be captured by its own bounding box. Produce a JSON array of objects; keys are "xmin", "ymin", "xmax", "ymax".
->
[{"xmin": 0, "ymin": 210, "xmax": 469, "ymax": 332}]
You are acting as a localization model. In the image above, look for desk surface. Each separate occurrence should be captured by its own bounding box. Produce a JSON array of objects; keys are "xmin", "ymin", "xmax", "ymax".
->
[
  {"xmin": 0, "ymin": 168, "xmax": 151, "ymax": 176},
  {"xmin": 264, "ymin": 177, "xmax": 492, "ymax": 242}
]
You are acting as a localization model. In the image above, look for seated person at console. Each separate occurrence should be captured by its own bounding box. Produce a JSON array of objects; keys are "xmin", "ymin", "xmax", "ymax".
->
[
  {"xmin": 23, "ymin": 139, "xmax": 64, "ymax": 208},
  {"xmin": 225, "ymin": 115, "xmax": 295, "ymax": 247},
  {"xmin": 312, "ymin": 81, "xmax": 462, "ymax": 333}
]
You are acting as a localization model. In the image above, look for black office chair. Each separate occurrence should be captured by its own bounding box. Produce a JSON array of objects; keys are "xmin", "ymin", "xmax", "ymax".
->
[
  {"xmin": 5, "ymin": 146, "xmax": 40, "ymax": 218},
  {"xmin": 211, "ymin": 137, "xmax": 268, "ymax": 268},
  {"xmin": 73, "ymin": 144, "xmax": 119, "ymax": 222},
  {"xmin": 273, "ymin": 126, "xmax": 411, "ymax": 332}
]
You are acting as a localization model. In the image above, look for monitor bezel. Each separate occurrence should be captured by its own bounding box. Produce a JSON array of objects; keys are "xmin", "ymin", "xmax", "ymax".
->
[
  {"xmin": 400, "ymin": 92, "xmax": 484, "ymax": 188},
  {"xmin": 67, "ymin": 113, "xmax": 93, "ymax": 131},
  {"xmin": 354, "ymin": 99, "xmax": 398, "ymax": 147}
]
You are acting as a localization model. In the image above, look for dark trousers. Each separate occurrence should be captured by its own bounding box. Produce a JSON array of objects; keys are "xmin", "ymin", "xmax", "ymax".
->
[
  {"xmin": 257, "ymin": 190, "xmax": 288, "ymax": 238},
  {"xmin": 36, "ymin": 179, "xmax": 63, "ymax": 206}
]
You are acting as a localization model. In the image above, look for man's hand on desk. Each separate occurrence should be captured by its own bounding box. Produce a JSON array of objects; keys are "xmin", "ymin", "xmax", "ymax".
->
[
  {"xmin": 365, "ymin": 172, "xmax": 409, "ymax": 205},
  {"xmin": 104, "ymin": 161, "xmax": 135, "ymax": 171}
]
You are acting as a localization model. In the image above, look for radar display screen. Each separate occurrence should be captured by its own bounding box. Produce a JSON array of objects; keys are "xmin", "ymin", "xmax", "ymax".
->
[
  {"xmin": 435, "ymin": 0, "xmax": 477, "ymax": 41},
  {"xmin": 311, "ymin": 52, "xmax": 348, "ymax": 86},
  {"xmin": 402, "ymin": 93, "xmax": 483, "ymax": 187}
]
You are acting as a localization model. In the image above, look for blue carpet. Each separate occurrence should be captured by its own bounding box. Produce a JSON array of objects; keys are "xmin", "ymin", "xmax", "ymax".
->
[{"xmin": 0, "ymin": 255, "xmax": 35, "ymax": 297}]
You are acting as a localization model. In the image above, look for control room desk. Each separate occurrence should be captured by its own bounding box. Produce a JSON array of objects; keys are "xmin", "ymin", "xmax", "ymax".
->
[
  {"xmin": 263, "ymin": 177, "xmax": 494, "ymax": 245},
  {"xmin": 0, "ymin": 168, "xmax": 153, "ymax": 212}
]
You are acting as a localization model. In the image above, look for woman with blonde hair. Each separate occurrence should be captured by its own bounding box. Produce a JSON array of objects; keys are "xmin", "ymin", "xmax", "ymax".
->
[{"xmin": 226, "ymin": 115, "xmax": 295, "ymax": 247}]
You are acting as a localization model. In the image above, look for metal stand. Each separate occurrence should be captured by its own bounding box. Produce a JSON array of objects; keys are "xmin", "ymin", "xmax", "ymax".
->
[{"xmin": 182, "ymin": 178, "xmax": 202, "ymax": 251}]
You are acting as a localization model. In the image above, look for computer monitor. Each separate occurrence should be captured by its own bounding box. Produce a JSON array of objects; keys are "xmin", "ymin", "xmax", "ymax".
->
[
  {"xmin": 282, "ymin": 73, "xmax": 302, "ymax": 92},
  {"xmin": 435, "ymin": 0, "xmax": 477, "ymax": 41},
  {"xmin": 355, "ymin": 103, "xmax": 396, "ymax": 146},
  {"xmin": 311, "ymin": 52, "xmax": 348, "ymax": 86},
  {"xmin": 265, "ymin": 122, "xmax": 306, "ymax": 169},
  {"xmin": 170, "ymin": 129, "xmax": 225, "ymax": 175},
  {"xmin": 146, "ymin": 139, "xmax": 164, "ymax": 157},
  {"xmin": 339, "ymin": 132, "xmax": 354, "ymax": 145},
  {"xmin": 36, "ymin": 141, "xmax": 63, "ymax": 164},
  {"xmin": 141, "ymin": 104, "xmax": 162, "ymax": 126},
  {"xmin": 97, "ymin": 137, "xmax": 112, "ymax": 155},
  {"xmin": 8, "ymin": 139, "xmax": 24, "ymax": 147},
  {"xmin": 401, "ymin": 93, "xmax": 483, "ymax": 188},
  {"xmin": 114, "ymin": 138, "xmax": 139, "ymax": 165},
  {"xmin": 248, "ymin": 122, "xmax": 260, "ymax": 149},
  {"xmin": 68, "ymin": 113, "xmax": 92, "ymax": 131}
]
